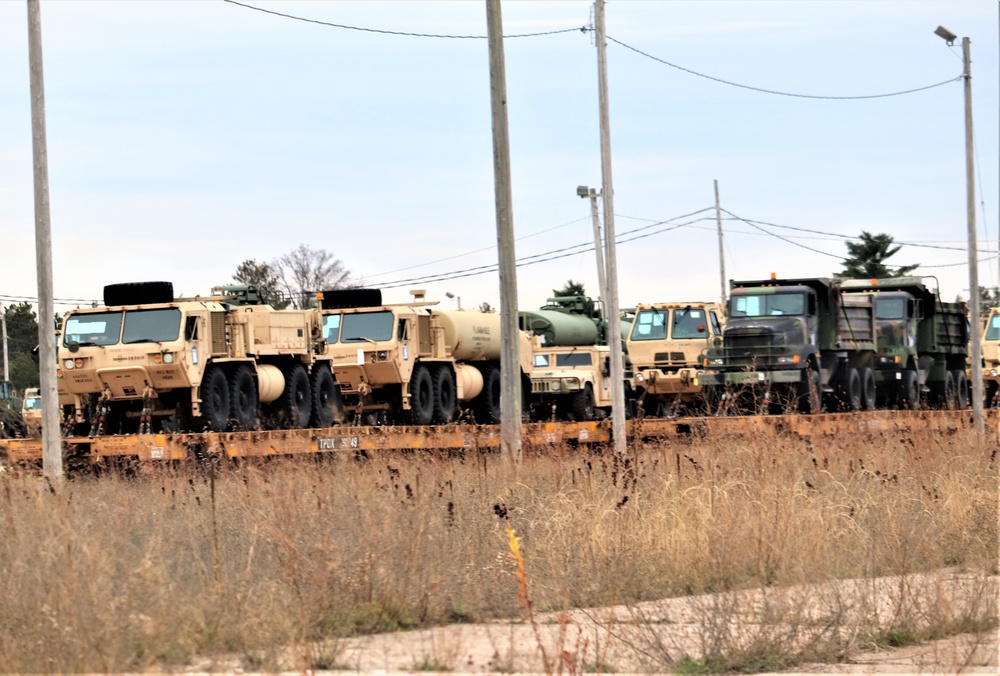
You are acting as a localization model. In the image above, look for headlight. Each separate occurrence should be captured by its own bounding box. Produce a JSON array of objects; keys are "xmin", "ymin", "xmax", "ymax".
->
[
  {"xmin": 635, "ymin": 373, "xmax": 645, "ymax": 383},
  {"xmin": 992, "ymin": 369, "xmax": 998, "ymax": 377},
  {"xmin": 776, "ymin": 356, "xmax": 795, "ymax": 364},
  {"xmin": 708, "ymin": 358, "xmax": 724, "ymax": 366},
  {"xmin": 378, "ymin": 351, "xmax": 387, "ymax": 361},
  {"xmin": 162, "ymin": 352, "xmax": 174, "ymax": 364},
  {"xmin": 550, "ymin": 381, "xmax": 561, "ymax": 391},
  {"xmin": 64, "ymin": 359, "xmax": 75, "ymax": 370}
]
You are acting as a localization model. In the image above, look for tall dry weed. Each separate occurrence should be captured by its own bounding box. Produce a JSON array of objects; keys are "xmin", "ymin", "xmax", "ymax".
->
[{"xmin": 0, "ymin": 427, "xmax": 994, "ymax": 672}]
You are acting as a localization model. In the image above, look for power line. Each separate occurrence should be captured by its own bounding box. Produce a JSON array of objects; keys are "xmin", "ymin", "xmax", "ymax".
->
[
  {"xmin": 222, "ymin": 0, "xmax": 587, "ymax": 39},
  {"xmin": 721, "ymin": 210, "xmax": 846, "ymax": 259},
  {"xmin": 364, "ymin": 216, "xmax": 591, "ymax": 280},
  {"xmin": 606, "ymin": 35, "xmax": 964, "ymax": 100}
]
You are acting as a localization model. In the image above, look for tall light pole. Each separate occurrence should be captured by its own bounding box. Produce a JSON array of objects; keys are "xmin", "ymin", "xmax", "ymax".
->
[
  {"xmin": 935, "ymin": 25, "xmax": 983, "ymax": 433},
  {"xmin": 445, "ymin": 292, "xmax": 461, "ymax": 310},
  {"xmin": 577, "ymin": 186, "xmax": 608, "ymax": 311}
]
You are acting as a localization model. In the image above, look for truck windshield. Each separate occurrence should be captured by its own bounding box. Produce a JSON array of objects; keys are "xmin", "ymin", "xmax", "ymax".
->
[
  {"xmin": 341, "ymin": 311, "xmax": 394, "ymax": 342},
  {"xmin": 672, "ymin": 308, "xmax": 707, "ymax": 339},
  {"xmin": 63, "ymin": 311, "xmax": 123, "ymax": 346},
  {"xmin": 122, "ymin": 308, "xmax": 181, "ymax": 344},
  {"xmin": 730, "ymin": 293, "xmax": 806, "ymax": 318},
  {"xmin": 23, "ymin": 397, "xmax": 40, "ymax": 410},
  {"xmin": 323, "ymin": 313, "xmax": 342, "ymax": 344},
  {"xmin": 875, "ymin": 298, "xmax": 906, "ymax": 320},
  {"xmin": 987, "ymin": 314, "xmax": 1000, "ymax": 341},
  {"xmin": 631, "ymin": 310, "xmax": 667, "ymax": 341},
  {"xmin": 556, "ymin": 353, "xmax": 592, "ymax": 367}
]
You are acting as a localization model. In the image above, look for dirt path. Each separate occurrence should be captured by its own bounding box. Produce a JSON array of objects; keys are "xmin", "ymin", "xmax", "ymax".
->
[{"xmin": 190, "ymin": 570, "xmax": 997, "ymax": 674}]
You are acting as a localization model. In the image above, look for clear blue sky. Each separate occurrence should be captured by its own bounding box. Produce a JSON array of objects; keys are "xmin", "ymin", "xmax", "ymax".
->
[{"xmin": 1, "ymin": 0, "xmax": 997, "ymax": 314}]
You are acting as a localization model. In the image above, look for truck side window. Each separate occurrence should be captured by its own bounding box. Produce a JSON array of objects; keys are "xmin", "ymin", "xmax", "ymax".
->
[
  {"xmin": 185, "ymin": 316, "xmax": 199, "ymax": 341},
  {"xmin": 398, "ymin": 319, "xmax": 408, "ymax": 341},
  {"xmin": 710, "ymin": 311, "xmax": 722, "ymax": 335}
]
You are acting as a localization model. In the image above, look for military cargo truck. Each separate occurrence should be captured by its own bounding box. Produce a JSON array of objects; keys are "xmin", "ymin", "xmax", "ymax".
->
[
  {"xmin": 59, "ymin": 282, "xmax": 342, "ymax": 434},
  {"xmin": 319, "ymin": 289, "xmax": 533, "ymax": 425},
  {"xmin": 520, "ymin": 295, "xmax": 633, "ymax": 421},
  {"xmin": 627, "ymin": 302, "xmax": 725, "ymax": 417},
  {"xmin": 700, "ymin": 277, "xmax": 877, "ymax": 413},
  {"xmin": 840, "ymin": 277, "xmax": 969, "ymax": 409}
]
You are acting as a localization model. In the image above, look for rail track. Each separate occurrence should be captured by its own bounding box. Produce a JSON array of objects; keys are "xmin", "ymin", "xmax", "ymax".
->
[{"xmin": 1, "ymin": 409, "xmax": 994, "ymax": 468}]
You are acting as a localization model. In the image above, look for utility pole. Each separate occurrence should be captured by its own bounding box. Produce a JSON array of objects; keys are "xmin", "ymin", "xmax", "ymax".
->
[
  {"xmin": 27, "ymin": 0, "xmax": 63, "ymax": 481},
  {"xmin": 594, "ymin": 0, "xmax": 626, "ymax": 459},
  {"xmin": 486, "ymin": 0, "xmax": 521, "ymax": 462},
  {"xmin": 578, "ymin": 186, "xmax": 608, "ymax": 310},
  {"xmin": 714, "ymin": 180, "xmax": 726, "ymax": 309},
  {"xmin": 960, "ymin": 36, "xmax": 984, "ymax": 434},
  {"xmin": 1, "ymin": 302, "xmax": 8, "ymax": 384}
]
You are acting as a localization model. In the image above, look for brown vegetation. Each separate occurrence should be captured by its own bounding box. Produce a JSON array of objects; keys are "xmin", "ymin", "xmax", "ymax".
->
[{"xmin": 0, "ymin": 428, "xmax": 995, "ymax": 673}]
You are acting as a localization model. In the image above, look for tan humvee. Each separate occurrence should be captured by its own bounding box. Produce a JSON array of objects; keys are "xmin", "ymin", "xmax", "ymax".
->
[
  {"xmin": 58, "ymin": 282, "xmax": 340, "ymax": 434},
  {"xmin": 627, "ymin": 301, "xmax": 725, "ymax": 416},
  {"xmin": 982, "ymin": 307, "xmax": 1000, "ymax": 406},
  {"xmin": 526, "ymin": 343, "xmax": 624, "ymax": 421},
  {"xmin": 20, "ymin": 387, "xmax": 42, "ymax": 437},
  {"xmin": 320, "ymin": 289, "xmax": 533, "ymax": 425}
]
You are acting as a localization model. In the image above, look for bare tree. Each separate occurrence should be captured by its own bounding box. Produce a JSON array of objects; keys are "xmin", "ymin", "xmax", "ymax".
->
[{"xmin": 274, "ymin": 244, "xmax": 352, "ymax": 309}]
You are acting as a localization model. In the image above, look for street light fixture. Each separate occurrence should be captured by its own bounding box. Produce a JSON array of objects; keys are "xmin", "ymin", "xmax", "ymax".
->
[
  {"xmin": 934, "ymin": 25, "xmax": 983, "ymax": 433},
  {"xmin": 445, "ymin": 292, "xmax": 461, "ymax": 310}
]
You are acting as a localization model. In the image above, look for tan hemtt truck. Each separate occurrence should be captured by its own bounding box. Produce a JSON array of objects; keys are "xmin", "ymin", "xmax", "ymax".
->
[
  {"xmin": 318, "ymin": 289, "xmax": 533, "ymax": 425},
  {"xmin": 982, "ymin": 307, "xmax": 1000, "ymax": 406},
  {"xmin": 627, "ymin": 302, "xmax": 725, "ymax": 416},
  {"xmin": 59, "ymin": 282, "xmax": 342, "ymax": 435}
]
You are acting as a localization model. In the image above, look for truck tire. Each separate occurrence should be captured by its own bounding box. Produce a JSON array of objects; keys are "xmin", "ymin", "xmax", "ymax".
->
[
  {"xmin": 951, "ymin": 370, "xmax": 968, "ymax": 409},
  {"xmin": 943, "ymin": 371, "xmax": 957, "ymax": 409},
  {"xmin": 408, "ymin": 364, "xmax": 435, "ymax": 425},
  {"xmin": 570, "ymin": 384, "xmax": 595, "ymax": 422},
  {"xmin": 986, "ymin": 381, "xmax": 999, "ymax": 408},
  {"xmin": 432, "ymin": 365, "xmax": 456, "ymax": 424},
  {"xmin": 229, "ymin": 365, "xmax": 258, "ymax": 430},
  {"xmin": 281, "ymin": 364, "xmax": 312, "ymax": 428},
  {"xmin": 898, "ymin": 369, "xmax": 919, "ymax": 410},
  {"xmin": 860, "ymin": 367, "xmax": 876, "ymax": 410},
  {"xmin": 840, "ymin": 368, "xmax": 862, "ymax": 411},
  {"xmin": 200, "ymin": 366, "xmax": 231, "ymax": 431},
  {"xmin": 472, "ymin": 364, "xmax": 502, "ymax": 424},
  {"xmin": 310, "ymin": 365, "xmax": 343, "ymax": 428}
]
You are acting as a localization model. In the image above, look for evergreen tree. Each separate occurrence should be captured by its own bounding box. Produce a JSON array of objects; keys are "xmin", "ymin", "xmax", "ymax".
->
[{"xmin": 839, "ymin": 231, "xmax": 918, "ymax": 279}]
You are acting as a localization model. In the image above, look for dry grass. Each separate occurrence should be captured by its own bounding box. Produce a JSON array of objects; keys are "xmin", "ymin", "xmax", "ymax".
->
[{"xmin": 0, "ymin": 427, "xmax": 995, "ymax": 673}]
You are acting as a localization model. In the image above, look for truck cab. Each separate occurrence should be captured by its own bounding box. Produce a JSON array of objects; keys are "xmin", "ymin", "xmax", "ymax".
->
[
  {"xmin": 984, "ymin": 308, "xmax": 1000, "ymax": 406},
  {"xmin": 627, "ymin": 302, "xmax": 724, "ymax": 416},
  {"xmin": 700, "ymin": 277, "xmax": 876, "ymax": 413}
]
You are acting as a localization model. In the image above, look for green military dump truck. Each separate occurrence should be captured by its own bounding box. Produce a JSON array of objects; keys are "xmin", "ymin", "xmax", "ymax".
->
[
  {"xmin": 840, "ymin": 277, "xmax": 969, "ymax": 409},
  {"xmin": 699, "ymin": 277, "xmax": 877, "ymax": 413}
]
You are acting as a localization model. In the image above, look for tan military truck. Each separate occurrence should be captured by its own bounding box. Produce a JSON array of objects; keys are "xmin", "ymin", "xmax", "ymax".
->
[
  {"xmin": 20, "ymin": 387, "xmax": 42, "ymax": 436},
  {"xmin": 319, "ymin": 289, "xmax": 533, "ymax": 425},
  {"xmin": 527, "ymin": 343, "xmax": 624, "ymax": 421},
  {"xmin": 982, "ymin": 307, "xmax": 1000, "ymax": 406},
  {"xmin": 59, "ymin": 282, "xmax": 342, "ymax": 434},
  {"xmin": 627, "ymin": 302, "xmax": 725, "ymax": 416}
]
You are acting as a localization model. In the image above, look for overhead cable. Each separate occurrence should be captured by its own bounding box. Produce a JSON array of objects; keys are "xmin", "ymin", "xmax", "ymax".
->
[
  {"xmin": 606, "ymin": 35, "xmax": 963, "ymax": 100},
  {"xmin": 222, "ymin": 0, "xmax": 587, "ymax": 39}
]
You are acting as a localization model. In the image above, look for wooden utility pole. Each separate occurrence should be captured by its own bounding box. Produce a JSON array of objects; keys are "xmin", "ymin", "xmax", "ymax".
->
[
  {"xmin": 961, "ymin": 37, "xmax": 984, "ymax": 434},
  {"xmin": 714, "ymin": 180, "xmax": 726, "ymax": 309},
  {"xmin": 27, "ymin": 0, "xmax": 63, "ymax": 481},
  {"xmin": 486, "ymin": 0, "xmax": 521, "ymax": 461},
  {"xmin": 594, "ymin": 0, "xmax": 626, "ymax": 459},
  {"xmin": 1, "ymin": 303, "xmax": 8, "ymax": 384}
]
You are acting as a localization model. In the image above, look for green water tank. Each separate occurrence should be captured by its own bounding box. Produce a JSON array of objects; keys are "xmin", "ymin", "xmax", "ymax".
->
[{"xmin": 519, "ymin": 310, "xmax": 600, "ymax": 347}]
